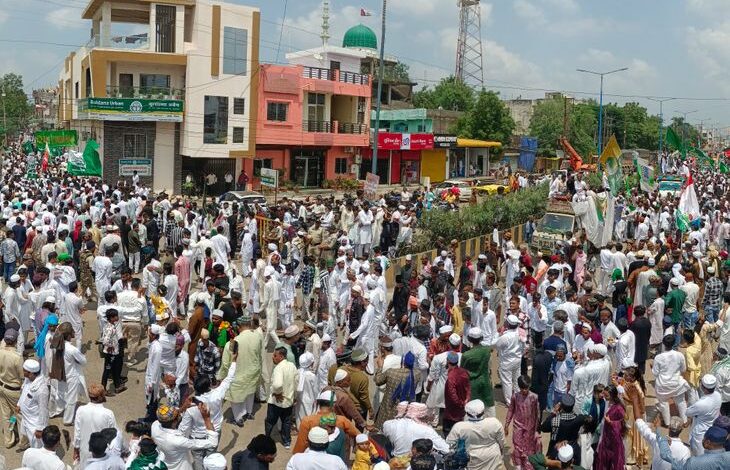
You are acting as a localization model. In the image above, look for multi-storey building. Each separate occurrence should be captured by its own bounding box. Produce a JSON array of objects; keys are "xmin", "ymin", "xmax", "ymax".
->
[{"xmin": 58, "ymin": 0, "xmax": 259, "ymax": 193}]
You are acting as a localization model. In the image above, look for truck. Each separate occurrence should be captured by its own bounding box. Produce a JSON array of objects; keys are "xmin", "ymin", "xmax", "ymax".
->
[{"xmin": 531, "ymin": 199, "xmax": 576, "ymax": 253}]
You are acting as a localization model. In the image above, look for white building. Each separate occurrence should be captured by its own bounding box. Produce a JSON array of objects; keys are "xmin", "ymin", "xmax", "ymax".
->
[{"xmin": 58, "ymin": 0, "xmax": 260, "ymax": 193}]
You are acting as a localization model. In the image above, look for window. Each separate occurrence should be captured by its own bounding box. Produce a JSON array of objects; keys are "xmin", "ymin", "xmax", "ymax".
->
[
  {"xmin": 140, "ymin": 74, "xmax": 170, "ymax": 95},
  {"xmin": 204, "ymin": 96, "xmax": 229, "ymax": 144},
  {"xmin": 223, "ymin": 27, "xmax": 248, "ymax": 75},
  {"xmin": 306, "ymin": 93, "xmax": 326, "ymax": 130},
  {"xmin": 266, "ymin": 102, "xmax": 288, "ymax": 122},
  {"xmin": 335, "ymin": 157, "xmax": 348, "ymax": 174},
  {"xmin": 232, "ymin": 127, "xmax": 244, "ymax": 143},
  {"xmin": 233, "ymin": 98, "xmax": 245, "ymax": 114},
  {"xmin": 253, "ymin": 158, "xmax": 272, "ymax": 177},
  {"xmin": 74, "ymin": 82, "xmax": 79, "ymax": 99},
  {"xmin": 155, "ymin": 4, "xmax": 176, "ymax": 53},
  {"xmin": 123, "ymin": 134, "xmax": 147, "ymax": 159}
]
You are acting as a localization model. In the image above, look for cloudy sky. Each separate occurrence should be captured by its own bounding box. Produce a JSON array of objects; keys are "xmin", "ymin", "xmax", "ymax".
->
[{"xmin": 3, "ymin": 0, "xmax": 730, "ymax": 131}]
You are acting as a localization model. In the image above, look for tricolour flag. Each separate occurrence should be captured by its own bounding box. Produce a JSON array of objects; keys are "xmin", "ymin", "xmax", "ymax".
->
[
  {"xmin": 678, "ymin": 172, "xmax": 700, "ymax": 224},
  {"xmin": 599, "ymin": 134, "xmax": 623, "ymax": 196},
  {"xmin": 360, "ymin": 8, "xmax": 372, "ymax": 16},
  {"xmin": 41, "ymin": 143, "xmax": 49, "ymax": 172}
]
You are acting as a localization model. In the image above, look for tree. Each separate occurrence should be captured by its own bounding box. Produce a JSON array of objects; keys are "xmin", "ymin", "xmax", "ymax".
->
[
  {"xmin": 454, "ymin": 90, "xmax": 515, "ymax": 144},
  {"xmin": 384, "ymin": 62, "xmax": 411, "ymax": 83},
  {"xmin": 0, "ymin": 73, "xmax": 33, "ymax": 146},
  {"xmin": 412, "ymin": 76, "xmax": 474, "ymax": 112},
  {"xmin": 670, "ymin": 116, "xmax": 702, "ymax": 148},
  {"xmin": 528, "ymin": 97, "xmax": 596, "ymax": 157}
]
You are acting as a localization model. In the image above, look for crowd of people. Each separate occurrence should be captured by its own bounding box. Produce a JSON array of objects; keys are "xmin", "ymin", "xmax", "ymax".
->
[{"xmin": 2, "ymin": 135, "xmax": 730, "ymax": 470}]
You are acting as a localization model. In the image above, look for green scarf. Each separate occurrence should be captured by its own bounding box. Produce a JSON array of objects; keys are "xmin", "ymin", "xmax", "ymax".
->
[{"xmin": 129, "ymin": 451, "xmax": 168, "ymax": 470}]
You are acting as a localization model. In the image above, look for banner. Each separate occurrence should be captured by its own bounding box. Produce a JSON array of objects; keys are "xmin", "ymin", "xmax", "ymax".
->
[
  {"xmin": 377, "ymin": 132, "xmax": 434, "ymax": 150},
  {"xmin": 599, "ymin": 134, "xmax": 623, "ymax": 196},
  {"xmin": 34, "ymin": 130, "xmax": 77, "ymax": 148},
  {"xmin": 689, "ymin": 147, "xmax": 715, "ymax": 168},
  {"xmin": 364, "ymin": 172, "xmax": 379, "ymax": 200},
  {"xmin": 636, "ymin": 157, "xmax": 657, "ymax": 193},
  {"xmin": 67, "ymin": 139, "xmax": 102, "ymax": 177},
  {"xmin": 79, "ymin": 97, "xmax": 184, "ymax": 122}
]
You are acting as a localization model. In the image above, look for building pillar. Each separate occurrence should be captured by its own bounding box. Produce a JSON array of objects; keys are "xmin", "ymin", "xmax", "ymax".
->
[
  {"xmin": 175, "ymin": 5, "xmax": 185, "ymax": 53},
  {"xmin": 154, "ymin": 122, "xmax": 175, "ymax": 192},
  {"xmin": 149, "ymin": 4, "xmax": 157, "ymax": 51},
  {"xmin": 100, "ymin": 2, "xmax": 112, "ymax": 48}
]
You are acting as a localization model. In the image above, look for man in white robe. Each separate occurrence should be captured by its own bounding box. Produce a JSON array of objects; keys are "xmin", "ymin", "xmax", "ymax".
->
[
  {"xmin": 426, "ymin": 334, "xmax": 462, "ymax": 425},
  {"xmin": 72, "ymin": 384, "xmax": 117, "ymax": 469},
  {"xmin": 446, "ymin": 400, "xmax": 505, "ymax": 470},
  {"xmin": 356, "ymin": 203, "xmax": 374, "ymax": 258},
  {"xmin": 685, "ymin": 374, "xmax": 722, "ymax": 456},
  {"xmin": 92, "ymin": 249, "xmax": 113, "ymax": 305},
  {"xmin": 210, "ymin": 227, "xmax": 231, "ymax": 270},
  {"xmin": 17, "ymin": 359, "xmax": 48, "ymax": 450},
  {"xmin": 653, "ymin": 334, "xmax": 689, "ymax": 426}
]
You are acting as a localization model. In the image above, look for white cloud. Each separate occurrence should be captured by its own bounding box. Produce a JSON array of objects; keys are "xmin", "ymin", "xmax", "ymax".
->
[
  {"xmin": 686, "ymin": 0, "xmax": 730, "ymax": 19},
  {"xmin": 45, "ymin": 7, "xmax": 86, "ymax": 30},
  {"xmin": 0, "ymin": 11, "xmax": 8, "ymax": 24},
  {"xmin": 545, "ymin": 0, "xmax": 579, "ymax": 13},
  {"xmin": 513, "ymin": 0, "xmax": 546, "ymax": 24},
  {"xmin": 685, "ymin": 22, "xmax": 730, "ymax": 93}
]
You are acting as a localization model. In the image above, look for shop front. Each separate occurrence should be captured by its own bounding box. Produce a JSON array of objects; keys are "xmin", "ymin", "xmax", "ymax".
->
[
  {"xmin": 447, "ymin": 138, "xmax": 502, "ymax": 178},
  {"xmin": 361, "ymin": 132, "xmax": 434, "ymax": 184}
]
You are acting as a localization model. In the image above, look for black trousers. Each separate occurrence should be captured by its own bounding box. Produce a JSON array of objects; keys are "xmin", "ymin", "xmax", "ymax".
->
[
  {"xmin": 102, "ymin": 352, "xmax": 123, "ymax": 389},
  {"xmin": 265, "ymin": 404, "xmax": 293, "ymax": 446}
]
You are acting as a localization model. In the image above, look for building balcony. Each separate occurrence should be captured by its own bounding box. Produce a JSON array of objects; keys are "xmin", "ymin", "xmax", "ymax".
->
[
  {"xmin": 106, "ymin": 85, "xmax": 185, "ymax": 101},
  {"xmin": 303, "ymin": 120, "xmax": 368, "ymax": 134},
  {"xmin": 86, "ymin": 33, "xmax": 150, "ymax": 51},
  {"xmin": 302, "ymin": 66, "xmax": 369, "ymax": 86}
]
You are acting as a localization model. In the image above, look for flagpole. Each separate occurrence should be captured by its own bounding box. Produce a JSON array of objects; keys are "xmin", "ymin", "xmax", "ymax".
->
[{"xmin": 371, "ymin": 0, "xmax": 387, "ymax": 177}]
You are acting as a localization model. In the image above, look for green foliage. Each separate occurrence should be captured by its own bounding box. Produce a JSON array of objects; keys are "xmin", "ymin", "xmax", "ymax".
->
[
  {"xmin": 454, "ymin": 90, "xmax": 515, "ymax": 144},
  {"xmin": 384, "ymin": 62, "xmax": 411, "ymax": 83},
  {"xmin": 322, "ymin": 177, "xmax": 361, "ymax": 191},
  {"xmin": 410, "ymin": 184, "xmax": 548, "ymax": 252},
  {"xmin": 669, "ymin": 117, "xmax": 702, "ymax": 148},
  {"xmin": 528, "ymin": 97, "xmax": 597, "ymax": 157},
  {"xmin": 0, "ymin": 74, "xmax": 33, "ymax": 144},
  {"xmin": 412, "ymin": 76, "xmax": 474, "ymax": 112}
]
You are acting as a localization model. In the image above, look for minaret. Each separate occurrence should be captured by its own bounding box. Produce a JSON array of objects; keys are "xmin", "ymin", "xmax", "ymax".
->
[{"xmin": 321, "ymin": 0, "xmax": 330, "ymax": 48}]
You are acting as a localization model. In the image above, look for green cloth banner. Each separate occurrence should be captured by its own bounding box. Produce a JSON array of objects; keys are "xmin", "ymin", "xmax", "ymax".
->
[
  {"xmin": 21, "ymin": 141, "xmax": 34, "ymax": 155},
  {"xmin": 66, "ymin": 139, "xmax": 102, "ymax": 177},
  {"xmin": 689, "ymin": 147, "xmax": 715, "ymax": 168},
  {"xmin": 35, "ymin": 130, "xmax": 78, "ymax": 148},
  {"xmin": 721, "ymin": 161, "xmax": 729, "ymax": 174}
]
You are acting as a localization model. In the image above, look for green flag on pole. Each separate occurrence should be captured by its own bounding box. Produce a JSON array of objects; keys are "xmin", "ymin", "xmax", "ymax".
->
[
  {"xmin": 676, "ymin": 211, "xmax": 690, "ymax": 233},
  {"xmin": 721, "ymin": 161, "xmax": 729, "ymax": 174},
  {"xmin": 666, "ymin": 126, "xmax": 686, "ymax": 159},
  {"xmin": 66, "ymin": 139, "xmax": 102, "ymax": 177}
]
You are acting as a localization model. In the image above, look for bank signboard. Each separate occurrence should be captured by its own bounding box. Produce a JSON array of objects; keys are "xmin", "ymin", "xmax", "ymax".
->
[
  {"xmin": 119, "ymin": 159, "xmax": 152, "ymax": 176},
  {"xmin": 79, "ymin": 98, "xmax": 184, "ymax": 122}
]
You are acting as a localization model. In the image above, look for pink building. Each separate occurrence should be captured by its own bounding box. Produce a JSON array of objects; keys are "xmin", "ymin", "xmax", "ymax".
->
[{"xmin": 247, "ymin": 60, "xmax": 371, "ymax": 188}]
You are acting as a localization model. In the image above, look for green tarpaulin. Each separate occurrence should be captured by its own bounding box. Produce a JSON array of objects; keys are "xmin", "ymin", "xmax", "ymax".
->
[
  {"xmin": 66, "ymin": 139, "xmax": 102, "ymax": 177},
  {"xmin": 35, "ymin": 130, "xmax": 78, "ymax": 148}
]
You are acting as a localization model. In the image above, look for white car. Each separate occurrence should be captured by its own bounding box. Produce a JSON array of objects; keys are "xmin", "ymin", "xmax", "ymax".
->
[
  {"xmin": 218, "ymin": 191, "xmax": 268, "ymax": 212},
  {"xmin": 433, "ymin": 179, "xmax": 474, "ymax": 202}
]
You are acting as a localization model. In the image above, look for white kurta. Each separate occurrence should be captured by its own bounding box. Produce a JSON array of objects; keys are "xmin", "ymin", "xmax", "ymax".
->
[
  {"xmin": 285, "ymin": 449, "xmax": 348, "ymax": 470},
  {"xmin": 73, "ymin": 402, "xmax": 117, "ymax": 468},
  {"xmin": 295, "ymin": 369, "xmax": 318, "ymax": 425},
  {"xmin": 18, "ymin": 375, "xmax": 49, "ymax": 448},
  {"xmin": 356, "ymin": 209, "xmax": 374, "ymax": 245},
  {"xmin": 92, "ymin": 256, "xmax": 113, "ymax": 304},
  {"xmin": 21, "ymin": 447, "xmax": 67, "ymax": 470},
  {"xmin": 426, "ymin": 350, "xmax": 462, "ymax": 409},
  {"xmin": 653, "ymin": 350, "xmax": 689, "ymax": 398},
  {"xmin": 446, "ymin": 418, "xmax": 506, "ymax": 470},
  {"xmin": 686, "ymin": 391, "xmax": 722, "ymax": 455},
  {"xmin": 210, "ymin": 233, "xmax": 231, "ymax": 269},
  {"xmin": 151, "ymin": 421, "xmax": 218, "ymax": 470}
]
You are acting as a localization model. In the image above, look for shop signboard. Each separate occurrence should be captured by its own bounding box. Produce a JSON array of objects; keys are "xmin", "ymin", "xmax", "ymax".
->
[
  {"xmin": 364, "ymin": 172, "xmax": 379, "ymax": 200},
  {"xmin": 79, "ymin": 97, "xmax": 184, "ymax": 122},
  {"xmin": 260, "ymin": 168, "xmax": 278, "ymax": 188},
  {"xmin": 377, "ymin": 132, "xmax": 434, "ymax": 150},
  {"xmin": 434, "ymin": 134, "xmax": 458, "ymax": 149},
  {"xmin": 119, "ymin": 159, "xmax": 152, "ymax": 176}
]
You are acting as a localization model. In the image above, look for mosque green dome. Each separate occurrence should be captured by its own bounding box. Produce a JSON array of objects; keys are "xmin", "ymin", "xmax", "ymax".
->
[{"xmin": 342, "ymin": 24, "xmax": 377, "ymax": 49}]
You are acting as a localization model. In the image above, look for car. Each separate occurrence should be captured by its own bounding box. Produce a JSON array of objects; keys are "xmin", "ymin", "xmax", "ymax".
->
[
  {"xmin": 657, "ymin": 175, "xmax": 684, "ymax": 198},
  {"xmin": 472, "ymin": 182, "xmax": 510, "ymax": 196},
  {"xmin": 433, "ymin": 179, "xmax": 474, "ymax": 202},
  {"xmin": 218, "ymin": 191, "xmax": 268, "ymax": 211}
]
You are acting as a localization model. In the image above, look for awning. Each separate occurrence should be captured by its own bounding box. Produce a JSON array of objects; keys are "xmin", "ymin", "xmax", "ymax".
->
[{"xmin": 456, "ymin": 138, "xmax": 502, "ymax": 148}]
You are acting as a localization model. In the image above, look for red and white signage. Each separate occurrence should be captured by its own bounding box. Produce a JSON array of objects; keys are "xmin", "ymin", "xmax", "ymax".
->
[{"xmin": 377, "ymin": 132, "xmax": 434, "ymax": 150}]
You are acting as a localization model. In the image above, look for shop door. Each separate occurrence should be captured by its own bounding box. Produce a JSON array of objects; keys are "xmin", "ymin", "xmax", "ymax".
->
[
  {"xmin": 359, "ymin": 158, "xmax": 390, "ymax": 183},
  {"xmin": 291, "ymin": 152, "xmax": 325, "ymax": 187}
]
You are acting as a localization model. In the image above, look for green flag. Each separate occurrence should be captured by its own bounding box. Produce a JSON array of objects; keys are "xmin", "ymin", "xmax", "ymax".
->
[
  {"xmin": 676, "ymin": 212, "xmax": 690, "ymax": 233},
  {"xmin": 67, "ymin": 139, "xmax": 102, "ymax": 177},
  {"xmin": 689, "ymin": 147, "xmax": 715, "ymax": 168},
  {"xmin": 21, "ymin": 141, "xmax": 34, "ymax": 155},
  {"xmin": 721, "ymin": 161, "xmax": 729, "ymax": 174},
  {"xmin": 666, "ymin": 126, "xmax": 685, "ymax": 158}
]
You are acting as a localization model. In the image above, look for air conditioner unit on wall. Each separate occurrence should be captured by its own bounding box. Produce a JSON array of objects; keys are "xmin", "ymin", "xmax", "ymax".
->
[{"xmin": 344, "ymin": 146, "xmax": 354, "ymax": 153}]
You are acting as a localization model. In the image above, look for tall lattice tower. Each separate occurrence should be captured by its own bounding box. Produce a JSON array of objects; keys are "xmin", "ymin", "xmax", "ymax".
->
[{"xmin": 455, "ymin": 0, "xmax": 484, "ymax": 88}]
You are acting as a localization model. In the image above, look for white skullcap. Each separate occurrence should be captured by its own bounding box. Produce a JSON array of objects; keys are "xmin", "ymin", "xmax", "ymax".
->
[
  {"xmin": 308, "ymin": 426, "xmax": 329, "ymax": 445},
  {"xmin": 581, "ymin": 322, "xmax": 592, "ymax": 332},
  {"xmin": 267, "ymin": 243, "xmax": 278, "ymax": 251},
  {"xmin": 636, "ymin": 250, "xmax": 645, "ymax": 258},
  {"xmin": 558, "ymin": 445, "xmax": 574, "ymax": 463},
  {"xmin": 398, "ymin": 205, "xmax": 406, "ymax": 210},
  {"xmin": 356, "ymin": 433, "xmax": 369, "ymax": 444},
  {"xmin": 23, "ymin": 359, "xmax": 40, "ymax": 373},
  {"xmin": 9, "ymin": 274, "xmax": 19, "ymax": 282},
  {"xmin": 203, "ymin": 453, "xmax": 227, "ymax": 470},
  {"xmin": 592, "ymin": 343, "xmax": 608, "ymax": 357},
  {"xmin": 478, "ymin": 254, "xmax": 487, "ymax": 260},
  {"xmin": 363, "ymin": 291, "xmax": 371, "ymax": 301},
  {"xmin": 318, "ymin": 390, "xmax": 335, "ymax": 402},
  {"xmin": 264, "ymin": 266, "xmax": 275, "ymax": 277},
  {"xmin": 439, "ymin": 325, "xmax": 454, "ymax": 335},
  {"xmin": 211, "ymin": 309, "xmax": 223, "ymax": 318},
  {"xmin": 449, "ymin": 333, "xmax": 461, "ymax": 346},
  {"xmin": 334, "ymin": 368, "xmax": 349, "ymax": 382},
  {"xmin": 297, "ymin": 230, "xmax": 306, "ymax": 236},
  {"xmin": 284, "ymin": 324, "xmax": 300, "ymax": 338},
  {"xmin": 299, "ymin": 352, "xmax": 315, "ymax": 369},
  {"xmin": 708, "ymin": 266, "xmax": 716, "ymax": 274},
  {"xmin": 46, "ymin": 296, "xmax": 55, "ymax": 303},
  {"xmin": 647, "ymin": 258, "xmax": 655, "ymax": 266},
  {"xmin": 405, "ymin": 254, "xmax": 412, "ymax": 261},
  {"xmin": 352, "ymin": 285, "xmax": 362, "ymax": 293},
  {"xmin": 506, "ymin": 314, "xmax": 521, "ymax": 326},
  {"xmin": 321, "ymin": 334, "xmax": 332, "ymax": 343},
  {"xmin": 361, "ymin": 263, "xmax": 370, "ymax": 273},
  {"xmin": 336, "ymin": 256, "xmax": 346, "ymax": 264},
  {"xmin": 373, "ymin": 463, "xmax": 391, "ymax": 470},
  {"xmin": 441, "ymin": 250, "xmax": 448, "ymax": 257},
  {"xmin": 150, "ymin": 324, "xmax": 163, "ymax": 335},
  {"xmin": 467, "ymin": 327, "xmax": 483, "ymax": 338},
  {"xmin": 670, "ymin": 278, "xmax": 681, "ymax": 286},
  {"xmin": 702, "ymin": 374, "xmax": 718, "ymax": 389},
  {"xmin": 693, "ymin": 251, "xmax": 703, "ymax": 258},
  {"xmin": 465, "ymin": 399, "xmax": 485, "ymax": 416}
]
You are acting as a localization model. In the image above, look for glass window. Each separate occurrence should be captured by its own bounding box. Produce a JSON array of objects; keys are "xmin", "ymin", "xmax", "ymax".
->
[
  {"xmin": 253, "ymin": 158, "xmax": 272, "ymax": 177},
  {"xmin": 232, "ymin": 127, "xmax": 244, "ymax": 143},
  {"xmin": 223, "ymin": 27, "xmax": 248, "ymax": 75},
  {"xmin": 306, "ymin": 93, "xmax": 326, "ymax": 130},
  {"xmin": 123, "ymin": 134, "xmax": 147, "ymax": 159},
  {"xmin": 233, "ymin": 98, "xmax": 245, "ymax": 114},
  {"xmin": 335, "ymin": 158, "xmax": 348, "ymax": 174},
  {"xmin": 140, "ymin": 74, "xmax": 170, "ymax": 95},
  {"xmin": 204, "ymin": 96, "xmax": 229, "ymax": 144},
  {"xmin": 266, "ymin": 102, "xmax": 288, "ymax": 122}
]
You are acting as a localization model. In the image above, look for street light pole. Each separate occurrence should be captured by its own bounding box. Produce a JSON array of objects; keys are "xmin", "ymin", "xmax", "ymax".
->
[
  {"xmin": 1, "ymin": 86, "xmax": 6, "ymax": 148},
  {"xmin": 646, "ymin": 97, "xmax": 675, "ymax": 155},
  {"xmin": 371, "ymin": 0, "xmax": 387, "ymax": 177},
  {"xmin": 576, "ymin": 67, "xmax": 628, "ymax": 155},
  {"xmin": 674, "ymin": 109, "xmax": 698, "ymax": 150}
]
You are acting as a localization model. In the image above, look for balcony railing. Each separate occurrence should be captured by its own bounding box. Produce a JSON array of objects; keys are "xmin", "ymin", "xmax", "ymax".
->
[
  {"xmin": 302, "ymin": 66, "xmax": 369, "ymax": 85},
  {"xmin": 105, "ymin": 86, "xmax": 185, "ymax": 100},
  {"xmin": 302, "ymin": 120, "xmax": 368, "ymax": 134},
  {"xmin": 87, "ymin": 33, "xmax": 150, "ymax": 51},
  {"xmin": 303, "ymin": 120, "xmax": 332, "ymax": 133}
]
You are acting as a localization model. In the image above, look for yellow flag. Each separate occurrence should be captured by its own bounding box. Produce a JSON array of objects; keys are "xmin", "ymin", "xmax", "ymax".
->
[{"xmin": 599, "ymin": 134, "xmax": 622, "ymax": 166}]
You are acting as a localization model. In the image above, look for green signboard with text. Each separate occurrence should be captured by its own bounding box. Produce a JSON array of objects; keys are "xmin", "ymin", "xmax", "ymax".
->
[
  {"xmin": 79, "ymin": 98, "xmax": 184, "ymax": 122},
  {"xmin": 35, "ymin": 130, "xmax": 78, "ymax": 148}
]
